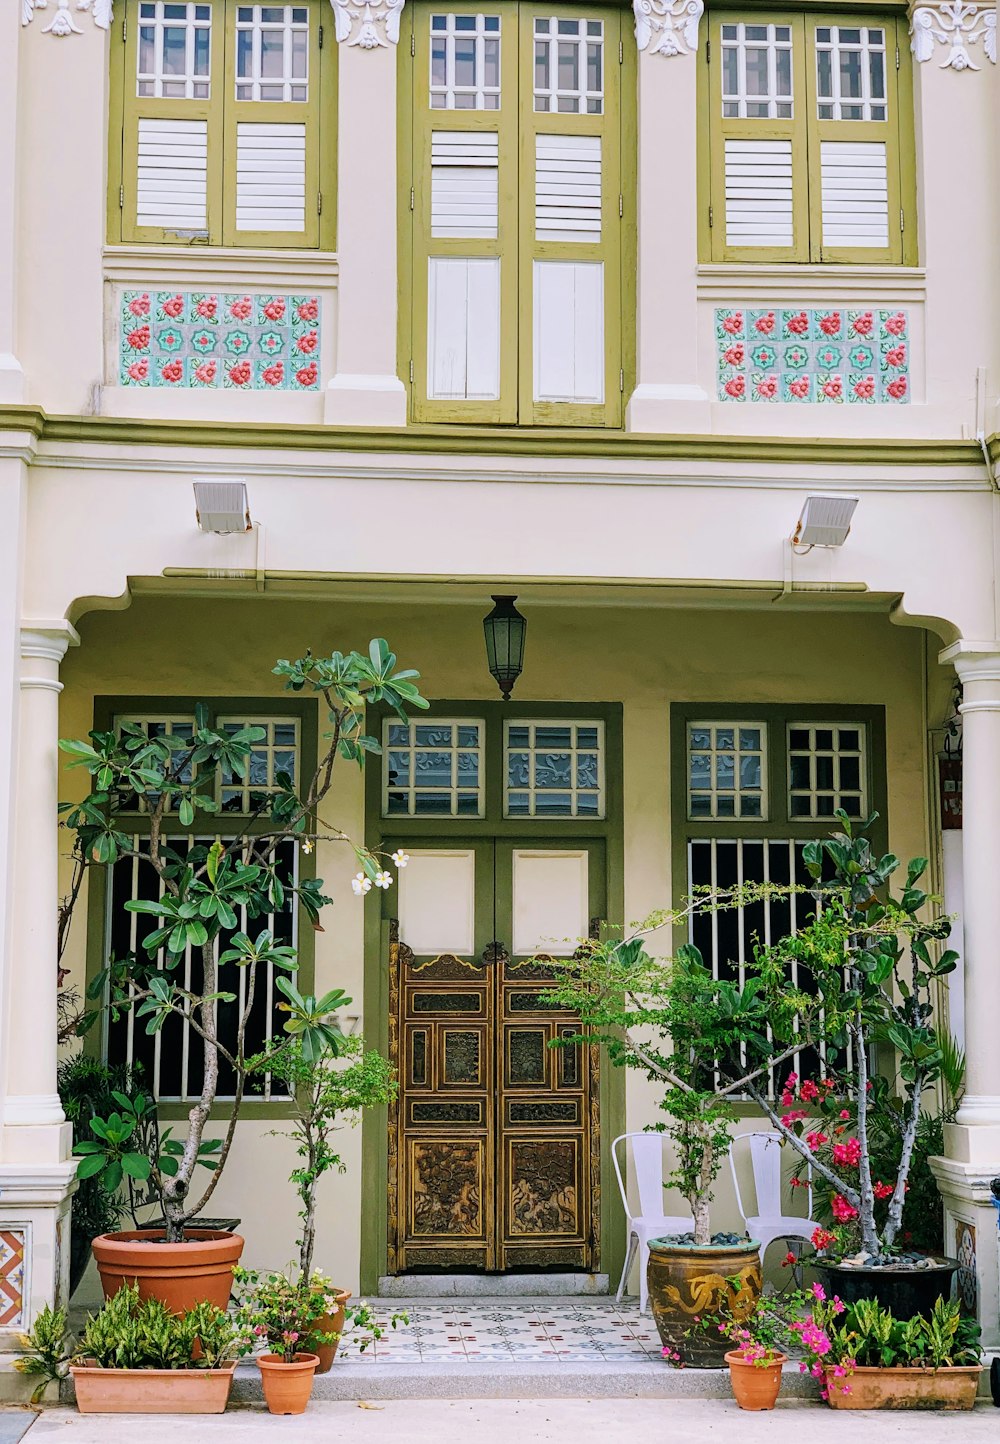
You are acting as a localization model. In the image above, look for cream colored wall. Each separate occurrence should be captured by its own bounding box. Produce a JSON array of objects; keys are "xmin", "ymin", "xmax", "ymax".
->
[
  {"xmin": 6, "ymin": 8, "xmax": 999, "ymax": 434},
  {"xmin": 58, "ymin": 592, "xmax": 928, "ymax": 1287}
]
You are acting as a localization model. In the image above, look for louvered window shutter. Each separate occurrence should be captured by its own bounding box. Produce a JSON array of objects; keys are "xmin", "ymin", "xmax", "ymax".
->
[{"xmin": 121, "ymin": 1, "xmax": 222, "ymax": 243}]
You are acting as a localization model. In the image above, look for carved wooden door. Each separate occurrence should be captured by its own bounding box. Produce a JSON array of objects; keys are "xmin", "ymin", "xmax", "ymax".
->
[{"xmin": 387, "ymin": 840, "xmax": 603, "ymax": 1272}]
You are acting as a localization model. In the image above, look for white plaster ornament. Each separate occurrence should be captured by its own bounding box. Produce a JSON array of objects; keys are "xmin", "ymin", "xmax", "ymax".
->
[
  {"xmin": 330, "ymin": 0, "xmax": 404, "ymax": 48},
  {"xmin": 22, "ymin": 0, "xmax": 113, "ymax": 35},
  {"xmin": 910, "ymin": 0, "xmax": 996, "ymax": 69},
  {"xmin": 633, "ymin": 0, "xmax": 704, "ymax": 56}
]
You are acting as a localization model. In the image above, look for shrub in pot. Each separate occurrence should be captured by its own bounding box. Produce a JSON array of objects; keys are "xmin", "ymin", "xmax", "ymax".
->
[
  {"xmin": 59, "ymin": 641, "xmax": 426, "ymax": 1310},
  {"xmin": 234, "ymin": 1267, "xmax": 332, "ymax": 1415},
  {"xmin": 15, "ymin": 1282, "xmax": 240, "ymax": 1414},
  {"xmin": 794, "ymin": 1289, "xmax": 982, "ymax": 1410},
  {"xmin": 719, "ymin": 1294, "xmax": 795, "ymax": 1411},
  {"xmin": 249, "ymin": 1032, "xmax": 396, "ymax": 1370}
]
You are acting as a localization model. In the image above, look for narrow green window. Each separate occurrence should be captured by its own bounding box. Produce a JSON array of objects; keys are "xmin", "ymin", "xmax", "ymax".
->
[
  {"xmin": 405, "ymin": 2, "xmax": 631, "ymax": 426},
  {"xmin": 113, "ymin": 0, "xmax": 334, "ymax": 248},
  {"xmin": 704, "ymin": 11, "xmax": 915, "ymax": 264}
]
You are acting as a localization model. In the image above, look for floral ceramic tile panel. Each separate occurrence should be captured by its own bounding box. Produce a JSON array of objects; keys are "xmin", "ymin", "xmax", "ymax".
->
[
  {"xmin": 716, "ymin": 308, "xmax": 909, "ymax": 404},
  {"xmin": 119, "ymin": 291, "xmax": 321, "ymax": 390}
]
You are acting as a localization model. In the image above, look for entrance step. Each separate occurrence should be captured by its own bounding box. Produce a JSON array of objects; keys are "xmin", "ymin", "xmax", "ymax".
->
[{"xmin": 377, "ymin": 1273, "xmax": 611, "ymax": 1297}]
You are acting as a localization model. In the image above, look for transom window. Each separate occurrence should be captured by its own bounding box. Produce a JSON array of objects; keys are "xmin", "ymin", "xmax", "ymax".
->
[
  {"xmin": 815, "ymin": 25, "xmax": 886, "ymax": 121},
  {"xmin": 534, "ymin": 16, "xmax": 604, "ymax": 114},
  {"xmin": 235, "ymin": 4, "xmax": 310, "ymax": 102},
  {"xmin": 218, "ymin": 716, "xmax": 299, "ymax": 812},
  {"xmin": 114, "ymin": 715, "xmax": 196, "ymax": 812},
  {"xmin": 721, "ymin": 22, "xmax": 793, "ymax": 120},
  {"xmin": 430, "ymin": 13, "xmax": 502, "ymax": 109},
  {"xmin": 505, "ymin": 720, "xmax": 604, "ymax": 818},
  {"xmin": 137, "ymin": 1, "xmax": 212, "ymax": 99},
  {"xmin": 383, "ymin": 719, "xmax": 485, "ymax": 817},
  {"xmin": 788, "ymin": 723, "xmax": 866, "ymax": 818},
  {"xmin": 688, "ymin": 722, "xmax": 766, "ymax": 820}
]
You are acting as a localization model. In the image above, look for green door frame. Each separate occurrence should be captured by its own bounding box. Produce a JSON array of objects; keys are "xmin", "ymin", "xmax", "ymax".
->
[{"xmin": 360, "ymin": 699, "xmax": 625, "ymax": 1292}]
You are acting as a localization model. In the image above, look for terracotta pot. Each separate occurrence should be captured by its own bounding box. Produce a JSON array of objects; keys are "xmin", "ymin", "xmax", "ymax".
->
[
  {"xmin": 308, "ymin": 1288, "xmax": 351, "ymax": 1373},
  {"xmin": 824, "ymin": 1364, "xmax": 982, "ymax": 1410},
  {"xmin": 70, "ymin": 1362, "xmax": 236, "ymax": 1414},
  {"xmin": 257, "ymin": 1352, "xmax": 320, "ymax": 1415},
  {"xmin": 647, "ymin": 1239, "xmax": 762, "ymax": 1367},
  {"xmin": 91, "ymin": 1229, "xmax": 245, "ymax": 1313},
  {"xmin": 725, "ymin": 1350, "xmax": 786, "ymax": 1411}
]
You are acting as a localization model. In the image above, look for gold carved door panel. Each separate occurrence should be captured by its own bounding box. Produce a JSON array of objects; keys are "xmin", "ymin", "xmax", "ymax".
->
[{"xmin": 387, "ymin": 840, "xmax": 602, "ymax": 1273}]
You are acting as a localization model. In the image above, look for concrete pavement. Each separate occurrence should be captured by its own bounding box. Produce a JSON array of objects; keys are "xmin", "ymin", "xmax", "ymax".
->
[{"xmin": 8, "ymin": 1399, "xmax": 1000, "ymax": 1442}]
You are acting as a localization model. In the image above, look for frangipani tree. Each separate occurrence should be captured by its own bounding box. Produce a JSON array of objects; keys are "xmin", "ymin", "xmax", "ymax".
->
[
  {"xmin": 549, "ymin": 815, "xmax": 954, "ymax": 1257},
  {"xmin": 59, "ymin": 641, "xmax": 426, "ymax": 1242}
]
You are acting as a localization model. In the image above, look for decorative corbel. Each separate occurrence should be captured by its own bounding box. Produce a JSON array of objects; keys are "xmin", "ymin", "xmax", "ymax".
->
[
  {"xmin": 633, "ymin": 0, "xmax": 704, "ymax": 57},
  {"xmin": 22, "ymin": 0, "xmax": 113, "ymax": 36},
  {"xmin": 910, "ymin": 0, "xmax": 996, "ymax": 69},
  {"xmin": 330, "ymin": 0, "xmax": 404, "ymax": 48}
]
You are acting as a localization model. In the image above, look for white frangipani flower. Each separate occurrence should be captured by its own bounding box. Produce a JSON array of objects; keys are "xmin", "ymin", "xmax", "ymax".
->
[
  {"xmin": 352, "ymin": 872, "xmax": 372, "ymax": 896},
  {"xmin": 391, "ymin": 850, "xmax": 410, "ymax": 868},
  {"xmin": 374, "ymin": 870, "xmax": 393, "ymax": 890},
  {"xmin": 301, "ymin": 838, "xmax": 314, "ymax": 855}
]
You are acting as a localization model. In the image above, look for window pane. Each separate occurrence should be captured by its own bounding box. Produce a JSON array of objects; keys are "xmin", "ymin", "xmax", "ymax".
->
[
  {"xmin": 504, "ymin": 719, "xmax": 605, "ymax": 818},
  {"xmin": 383, "ymin": 719, "xmax": 484, "ymax": 818}
]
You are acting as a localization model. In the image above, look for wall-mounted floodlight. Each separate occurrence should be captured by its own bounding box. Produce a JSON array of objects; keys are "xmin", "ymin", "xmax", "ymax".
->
[
  {"xmin": 193, "ymin": 479, "xmax": 251, "ymax": 534},
  {"xmin": 793, "ymin": 495, "xmax": 859, "ymax": 549}
]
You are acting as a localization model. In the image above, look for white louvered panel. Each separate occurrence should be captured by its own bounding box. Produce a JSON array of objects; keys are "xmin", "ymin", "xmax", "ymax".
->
[
  {"xmin": 235, "ymin": 123, "xmax": 307, "ymax": 233},
  {"xmin": 724, "ymin": 138, "xmax": 794, "ymax": 248},
  {"xmin": 431, "ymin": 131, "xmax": 499, "ymax": 239},
  {"xmin": 427, "ymin": 257, "xmax": 500, "ymax": 400},
  {"xmin": 533, "ymin": 260, "xmax": 603, "ymax": 404},
  {"xmin": 820, "ymin": 141, "xmax": 889, "ymax": 249},
  {"xmin": 136, "ymin": 117, "xmax": 208, "ymax": 231},
  {"xmin": 535, "ymin": 134, "xmax": 602, "ymax": 243}
]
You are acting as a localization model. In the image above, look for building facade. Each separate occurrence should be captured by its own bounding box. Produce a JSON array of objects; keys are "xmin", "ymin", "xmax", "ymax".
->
[{"xmin": 2, "ymin": 0, "xmax": 1000, "ymax": 1390}]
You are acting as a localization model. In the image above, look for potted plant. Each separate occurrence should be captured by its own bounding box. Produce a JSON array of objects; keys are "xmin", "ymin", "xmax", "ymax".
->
[
  {"xmin": 720, "ymin": 1293, "xmax": 794, "ymax": 1411},
  {"xmin": 250, "ymin": 1032, "xmax": 396, "ymax": 1370},
  {"xmin": 15, "ymin": 1283, "xmax": 240, "ymax": 1413},
  {"xmin": 59, "ymin": 640, "xmax": 427, "ymax": 1310},
  {"xmin": 234, "ymin": 1267, "xmax": 331, "ymax": 1415},
  {"xmin": 794, "ymin": 1287, "xmax": 982, "ymax": 1409}
]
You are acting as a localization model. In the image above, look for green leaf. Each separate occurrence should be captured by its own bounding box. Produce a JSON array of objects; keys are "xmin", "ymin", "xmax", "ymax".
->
[
  {"xmin": 122, "ymin": 1153, "xmax": 152, "ymax": 1182},
  {"xmin": 102, "ymin": 1160, "xmax": 124, "ymax": 1193},
  {"xmin": 75, "ymin": 1153, "xmax": 108, "ymax": 1180}
]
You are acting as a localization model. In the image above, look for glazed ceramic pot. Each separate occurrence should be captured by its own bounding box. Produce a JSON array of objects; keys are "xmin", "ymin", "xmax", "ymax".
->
[
  {"xmin": 257, "ymin": 1352, "xmax": 320, "ymax": 1415},
  {"xmin": 811, "ymin": 1258, "xmax": 960, "ymax": 1320},
  {"xmin": 823, "ymin": 1364, "xmax": 982, "ymax": 1410},
  {"xmin": 91, "ymin": 1229, "xmax": 245, "ymax": 1313},
  {"xmin": 70, "ymin": 1362, "xmax": 236, "ymax": 1414},
  {"xmin": 725, "ymin": 1350, "xmax": 786, "ymax": 1410},
  {"xmin": 308, "ymin": 1288, "xmax": 351, "ymax": 1373},
  {"xmin": 647, "ymin": 1239, "xmax": 762, "ymax": 1367}
]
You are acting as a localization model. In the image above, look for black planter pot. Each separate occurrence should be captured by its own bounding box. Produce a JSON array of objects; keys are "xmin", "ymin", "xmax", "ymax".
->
[{"xmin": 812, "ymin": 1258, "xmax": 959, "ymax": 1319}]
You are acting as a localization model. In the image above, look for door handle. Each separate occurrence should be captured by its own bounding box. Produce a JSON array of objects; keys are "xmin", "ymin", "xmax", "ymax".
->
[{"xmin": 482, "ymin": 940, "xmax": 509, "ymax": 966}]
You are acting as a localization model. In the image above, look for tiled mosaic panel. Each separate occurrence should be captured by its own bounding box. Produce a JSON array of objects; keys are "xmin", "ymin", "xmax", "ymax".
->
[
  {"xmin": 120, "ymin": 291, "xmax": 321, "ymax": 390},
  {"xmin": 0, "ymin": 1229, "xmax": 26, "ymax": 1328},
  {"xmin": 716, "ymin": 308, "xmax": 910, "ymax": 404}
]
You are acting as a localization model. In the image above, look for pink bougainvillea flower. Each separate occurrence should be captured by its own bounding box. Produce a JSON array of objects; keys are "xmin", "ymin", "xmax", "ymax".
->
[
  {"xmin": 811, "ymin": 1226, "xmax": 836, "ymax": 1250},
  {"xmin": 832, "ymin": 1138, "xmax": 861, "ymax": 1168},
  {"xmin": 839, "ymin": 1110, "xmax": 851, "ymax": 1120},
  {"xmin": 832, "ymin": 1193, "xmax": 859, "ymax": 1223},
  {"xmin": 781, "ymin": 1109, "xmax": 808, "ymax": 1127},
  {"xmin": 805, "ymin": 1131, "xmax": 828, "ymax": 1153},
  {"xmin": 800, "ymin": 1079, "xmax": 819, "ymax": 1102},
  {"xmin": 873, "ymin": 1181, "xmax": 893, "ymax": 1200}
]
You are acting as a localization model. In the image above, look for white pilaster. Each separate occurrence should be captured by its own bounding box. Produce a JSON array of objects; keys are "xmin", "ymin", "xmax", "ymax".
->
[
  {"xmin": 324, "ymin": 17, "xmax": 407, "ymax": 427},
  {"xmin": 0, "ymin": 1, "xmax": 25, "ymax": 401}
]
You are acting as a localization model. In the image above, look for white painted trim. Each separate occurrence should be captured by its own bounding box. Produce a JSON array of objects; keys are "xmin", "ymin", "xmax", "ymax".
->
[
  {"xmin": 19, "ymin": 622, "xmax": 80, "ymax": 665},
  {"xmin": 103, "ymin": 246, "xmax": 339, "ymax": 289},
  {"xmin": 956, "ymin": 1094, "xmax": 1000, "ymax": 1127},
  {"xmin": 2, "ymin": 1094, "xmax": 66, "ymax": 1127},
  {"xmin": 939, "ymin": 640, "xmax": 1000, "ymax": 684}
]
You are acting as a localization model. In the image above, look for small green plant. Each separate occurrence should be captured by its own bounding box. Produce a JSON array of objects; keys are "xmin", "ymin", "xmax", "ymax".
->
[
  {"xmin": 14, "ymin": 1305, "xmax": 70, "ymax": 1403},
  {"xmin": 338, "ymin": 1301, "xmax": 410, "ymax": 1357}
]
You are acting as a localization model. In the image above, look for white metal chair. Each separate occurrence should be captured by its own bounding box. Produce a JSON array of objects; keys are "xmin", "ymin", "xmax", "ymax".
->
[
  {"xmin": 612, "ymin": 1132, "xmax": 695, "ymax": 1314},
  {"xmin": 729, "ymin": 1130, "xmax": 814, "ymax": 1265}
]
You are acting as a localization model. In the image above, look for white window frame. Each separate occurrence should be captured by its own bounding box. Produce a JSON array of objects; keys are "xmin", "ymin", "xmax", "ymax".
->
[
  {"xmin": 429, "ymin": 11, "xmax": 503, "ymax": 110},
  {"xmin": 533, "ymin": 15, "xmax": 604, "ymax": 115},
  {"xmin": 235, "ymin": 2, "xmax": 310, "ymax": 103},
  {"xmin": 137, "ymin": 0, "xmax": 213, "ymax": 100},
  {"xmin": 687, "ymin": 720, "xmax": 769, "ymax": 821},
  {"xmin": 720, "ymin": 20, "xmax": 794, "ymax": 120},
  {"xmin": 815, "ymin": 24, "xmax": 887, "ymax": 122},
  {"xmin": 504, "ymin": 717, "xmax": 605, "ymax": 819}
]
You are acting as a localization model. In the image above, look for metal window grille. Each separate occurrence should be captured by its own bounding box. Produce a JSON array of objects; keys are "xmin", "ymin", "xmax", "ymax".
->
[
  {"xmin": 721, "ymin": 22, "xmax": 794, "ymax": 120},
  {"xmin": 105, "ymin": 836, "xmax": 297, "ymax": 1102},
  {"xmin": 429, "ymin": 13, "xmax": 502, "ymax": 110},
  {"xmin": 687, "ymin": 721, "xmax": 767, "ymax": 821},
  {"xmin": 383, "ymin": 718, "xmax": 485, "ymax": 817},
  {"xmin": 533, "ymin": 17, "xmax": 604, "ymax": 115},
  {"xmin": 217, "ymin": 716, "xmax": 299, "ymax": 814},
  {"xmin": 815, "ymin": 26, "xmax": 887, "ymax": 122},
  {"xmin": 504, "ymin": 719, "xmax": 604, "ymax": 818},
  {"xmin": 235, "ymin": 3, "xmax": 310, "ymax": 102},
  {"xmin": 787, "ymin": 723, "xmax": 866, "ymax": 820},
  {"xmin": 137, "ymin": 1, "xmax": 213, "ymax": 99}
]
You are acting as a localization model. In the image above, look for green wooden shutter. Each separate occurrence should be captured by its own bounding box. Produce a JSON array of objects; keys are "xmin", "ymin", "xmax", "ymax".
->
[{"xmin": 120, "ymin": 0, "xmax": 225, "ymax": 244}]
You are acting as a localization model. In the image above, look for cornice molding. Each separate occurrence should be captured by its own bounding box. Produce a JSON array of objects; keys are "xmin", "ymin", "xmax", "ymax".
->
[
  {"xmin": 910, "ymin": 0, "xmax": 996, "ymax": 69},
  {"xmin": 633, "ymin": 0, "xmax": 703, "ymax": 55},
  {"xmin": 22, "ymin": 0, "xmax": 112, "ymax": 36},
  {"xmin": 330, "ymin": 0, "xmax": 404, "ymax": 47}
]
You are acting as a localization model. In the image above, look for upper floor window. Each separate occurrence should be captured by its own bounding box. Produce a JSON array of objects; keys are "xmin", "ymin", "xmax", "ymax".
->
[
  {"xmin": 702, "ymin": 11, "xmax": 915, "ymax": 264},
  {"xmin": 110, "ymin": 0, "xmax": 335, "ymax": 248},
  {"xmin": 403, "ymin": 2, "xmax": 632, "ymax": 428}
]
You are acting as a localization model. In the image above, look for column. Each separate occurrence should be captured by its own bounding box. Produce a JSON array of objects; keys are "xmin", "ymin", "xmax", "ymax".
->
[
  {"xmin": 0, "ymin": 2, "xmax": 24, "ymax": 401},
  {"xmin": 324, "ymin": 0, "xmax": 408, "ymax": 427},
  {"xmin": 0, "ymin": 622, "xmax": 78, "ymax": 1398},
  {"xmin": 626, "ymin": 0, "xmax": 711, "ymax": 434},
  {"xmin": 931, "ymin": 641, "xmax": 1000, "ymax": 1350}
]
